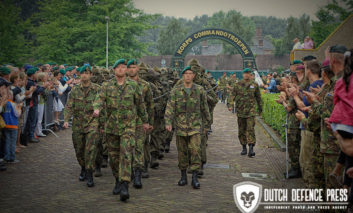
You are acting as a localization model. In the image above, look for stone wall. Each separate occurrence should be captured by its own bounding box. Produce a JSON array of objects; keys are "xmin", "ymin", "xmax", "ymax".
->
[{"xmin": 292, "ymin": 14, "xmax": 353, "ymax": 62}]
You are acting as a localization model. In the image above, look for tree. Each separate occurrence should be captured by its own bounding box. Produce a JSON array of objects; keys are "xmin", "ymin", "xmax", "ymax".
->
[
  {"xmin": 30, "ymin": 0, "xmax": 154, "ymax": 65},
  {"xmin": 310, "ymin": 0, "xmax": 353, "ymax": 47},
  {"xmin": 156, "ymin": 18, "xmax": 187, "ymax": 55},
  {"xmin": 220, "ymin": 10, "xmax": 256, "ymax": 54},
  {"xmin": 0, "ymin": 0, "xmax": 29, "ymax": 65}
]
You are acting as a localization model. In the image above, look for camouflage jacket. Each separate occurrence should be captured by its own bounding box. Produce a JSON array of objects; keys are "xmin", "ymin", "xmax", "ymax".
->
[
  {"xmin": 64, "ymin": 82, "xmax": 100, "ymax": 133},
  {"xmin": 134, "ymin": 78, "xmax": 154, "ymax": 126},
  {"xmin": 228, "ymin": 80, "xmax": 263, "ymax": 118},
  {"xmin": 165, "ymin": 83, "xmax": 211, "ymax": 136},
  {"xmin": 313, "ymin": 76, "xmax": 340, "ymax": 154},
  {"xmin": 219, "ymin": 76, "xmax": 228, "ymax": 89},
  {"xmin": 93, "ymin": 78, "xmax": 147, "ymax": 136},
  {"xmin": 286, "ymin": 97, "xmax": 300, "ymax": 129},
  {"xmin": 175, "ymin": 77, "xmax": 218, "ymax": 109}
]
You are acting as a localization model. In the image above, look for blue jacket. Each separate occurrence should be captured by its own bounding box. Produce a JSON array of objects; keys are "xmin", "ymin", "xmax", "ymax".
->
[{"xmin": 2, "ymin": 100, "xmax": 19, "ymax": 129}]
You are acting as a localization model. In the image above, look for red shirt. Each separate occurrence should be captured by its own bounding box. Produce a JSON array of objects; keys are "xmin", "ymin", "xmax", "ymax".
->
[{"xmin": 329, "ymin": 74, "xmax": 353, "ymax": 126}]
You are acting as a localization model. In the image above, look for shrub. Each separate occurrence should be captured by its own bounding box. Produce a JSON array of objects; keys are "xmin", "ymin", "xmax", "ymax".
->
[{"xmin": 261, "ymin": 92, "xmax": 287, "ymax": 142}]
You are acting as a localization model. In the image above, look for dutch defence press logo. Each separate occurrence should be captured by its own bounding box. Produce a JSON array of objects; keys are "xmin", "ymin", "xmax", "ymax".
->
[
  {"xmin": 233, "ymin": 181, "xmax": 262, "ymax": 213},
  {"xmin": 233, "ymin": 181, "xmax": 349, "ymax": 212}
]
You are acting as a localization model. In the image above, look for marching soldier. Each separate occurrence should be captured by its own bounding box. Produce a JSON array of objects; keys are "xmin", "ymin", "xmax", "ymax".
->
[
  {"xmin": 228, "ymin": 68, "xmax": 262, "ymax": 157},
  {"xmin": 93, "ymin": 59, "xmax": 149, "ymax": 201},
  {"xmin": 127, "ymin": 59, "xmax": 154, "ymax": 188},
  {"xmin": 165, "ymin": 66, "xmax": 211, "ymax": 189},
  {"xmin": 63, "ymin": 65, "xmax": 100, "ymax": 187}
]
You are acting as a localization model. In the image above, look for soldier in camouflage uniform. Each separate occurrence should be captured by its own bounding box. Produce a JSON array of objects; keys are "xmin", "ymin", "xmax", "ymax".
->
[
  {"xmin": 149, "ymin": 67, "xmax": 167, "ymax": 167},
  {"xmin": 93, "ymin": 59, "xmax": 148, "ymax": 202},
  {"xmin": 91, "ymin": 66, "xmax": 110, "ymax": 177},
  {"xmin": 311, "ymin": 65, "xmax": 341, "ymax": 190},
  {"xmin": 127, "ymin": 59, "xmax": 154, "ymax": 188},
  {"xmin": 63, "ymin": 65, "xmax": 100, "ymax": 188},
  {"xmin": 280, "ymin": 71, "xmax": 302, "ymax": 179},
  {"xmin": 188, "ymin": 59, "xmax": 218, "ymax": 175},
  {"xmin": 228, "ymin": 68, "xmax": 262, "ymax": 157},
  {"xmin": 165, "ymin": 66, "xmax": 211, "ymax": 189},
  {"xmin": 219, "ymin": 72, "xmax": 228, "ymax": 103}
]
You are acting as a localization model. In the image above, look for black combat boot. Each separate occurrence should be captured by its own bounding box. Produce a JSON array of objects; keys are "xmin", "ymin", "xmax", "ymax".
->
[
  {"xmin": 113, "ymin": 178, "xmax": 121, "ymax": 195},
  {"xmin": 248, "ymin": 144, "xmax": 255, "ymax": 157},
  {"xmin": 79, "ymin": 166, "xmax": 86, "ymax": 181},
  {"xmin": 198, "ymin": 163, "xmax": 205, "ymax": 177},
  {"xmin": 94, "ymin": 164, "xmax": 102, "ymax": 177},
  {"xmin": 178, "ymin": 170, "xmax": 187, "ymax": 186},
  {"xmin": 141, "ymin": 161, "xmax": 149, "ymax": 178},
  {"xmin": 150, "ymin": 153, "xmax": 159, "ymax": 169},
  {"xmin": 241, "ymin": 145, "xmax": 247, "ymax": 155},
  {"xmin": 120, "ymin": 181, "xmax": 130, "ymax": 201},
  {"xmin": 0, "ymin": 159, "xmax": 6, "ymax": 171},
  {"xmin": 86, "ymin": 170, "xmax": 94, "ymax": 187},
  {"xmin": 191, "ymin": 171, "xmax": 200, "ymax": 189},
  {"xmin": 164, "ymin": 141, "xmax": 170, "ymax": 153},
  {"xmin": 133, "ymin": 169, "xmax": 142, "ymax": 189},
  {"xmin": 158, "ymin": 150, "xmax": 164, "ymax": 160},
  {"xmin": 101, "ymin": 156, "xmax": 108, "ymax": 168},
  {"xmin": 285, "ymin": 168, "xmax": 302, "ymax": 179}
]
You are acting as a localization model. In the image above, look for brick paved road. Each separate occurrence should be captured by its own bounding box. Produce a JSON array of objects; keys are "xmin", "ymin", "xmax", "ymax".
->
[{"xmin": 0, "ymin": 103, "xmax": 304, "ymax": 213}]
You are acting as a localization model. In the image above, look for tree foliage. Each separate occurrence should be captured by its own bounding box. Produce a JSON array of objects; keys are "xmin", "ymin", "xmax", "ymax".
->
[
  {"xmin": 0, "ymin": 0, "xmax": 29, "ymax": 65},
  {"xmin": 156, "ymin": 18, "xmax": 188, "ymax": 55},
  {"xmin": 310, "ymin": 0, "xmax": 353, "ymax": 47}
]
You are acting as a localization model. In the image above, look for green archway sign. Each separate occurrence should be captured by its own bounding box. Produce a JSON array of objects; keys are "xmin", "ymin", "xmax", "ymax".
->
[{"xmin": 171, "ymin": 28, "xmax": 257, "ymax": 72}]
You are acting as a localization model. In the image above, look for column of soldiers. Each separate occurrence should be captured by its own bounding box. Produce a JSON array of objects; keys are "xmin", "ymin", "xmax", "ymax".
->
[{"xmin": 64, "ymin": 57, "xmax": 217, "ymax": 202}]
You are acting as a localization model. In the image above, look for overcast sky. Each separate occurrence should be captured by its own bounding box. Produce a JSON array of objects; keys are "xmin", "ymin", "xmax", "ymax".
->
[{"xmin": 133, "ymin": 0, "xmax": 330, "ymax": 20}]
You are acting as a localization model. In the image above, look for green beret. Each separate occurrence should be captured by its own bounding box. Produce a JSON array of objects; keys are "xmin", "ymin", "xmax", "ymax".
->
[
  {"xmin": 181, "ymin": 66, "xmax": 192, "ymax": 75},
  {"xmin": 80, "ymin": 65, "xmax": 92, "ymax": 73},
  {"xmin": 242, "ymin": 68, "xmax": 251, "ymax": 73},
  {"xmin": 127, "ymin": 59, "xmax": 138, "ymax": 68},
  {"xmin": 26, "ymin": 67, "xmax": 37, "ymax": 76},
  {"xmin": 65, "ymin": 67, "xmax": 73, "ymax": 72},
  {"xmin": 76, "ymin": 67, "xmax": 82, "ymax": 73},
  {"xmin": 0, "ymin": 66, "xmax": 11, "ymax": 75},
  {"xmin": 292, "ymin": 60, "xmax": 303, "ymax": 65},
  {"xmin": 329, "ymin": 45, "xmax": 347, "ymax": 54},
  {"xmin": 113, "ymin": 59, "xmax": 127, "ymax": 69},
  {"xmin": 59, "ymin": 69, "xmax": 66, "ymax": 75},
  {"xmin": 52, "ymin": 66, "xmax": 59, "ymax": 71}
]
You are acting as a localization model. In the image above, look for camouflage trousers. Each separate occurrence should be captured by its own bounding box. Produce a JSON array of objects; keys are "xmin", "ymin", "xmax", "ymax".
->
[
  {"xmin": 237, "ymin": 117, "xmax": 256, "ymax": 145},
  {"xmin": 150, "ymin": 117, "xmax": 164, "ymax": 156},
  {"xmin": 143, "ymin": 135, "xmax": 151, "ymax": 165},
  {"xmin": 176, "ymin": 134, "xmax": 201, "ymax": 171},
  {"xmin": 133, "ymin": 125, "xmax": 146, "ymax": 170},
  {"xmin": 221, "ymin": 88, "xmax": 227, "ymax": 102},
  {"xmin": 106, "ymin": 133, "xmax": 134, "ymax": 182},
  {"xmin": 95, "ymin": 132, "xmax": 108, "ymax": 167},
  {"xmin": 287, "ymin": 128, "xmax": 301, "ymax": 170},
  {"xmin": 324, "ymin": 153, "xmax": 340, "ymax": 189},
  {"xmin": 300, "ymin": 132, "xmax": 325, "ymax": 188},
  {"xmin": 201, "ymin": 129, "xmax": 207, "ymax": 164},
  {"xmin": 72, "ymin": 131, "xmax": 99, "ymax": 171}
]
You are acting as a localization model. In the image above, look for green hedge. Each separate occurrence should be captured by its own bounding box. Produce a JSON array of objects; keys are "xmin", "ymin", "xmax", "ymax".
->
[{"xmin": 261, "ymin": 92, "xmax": 287, "ymax": 142}]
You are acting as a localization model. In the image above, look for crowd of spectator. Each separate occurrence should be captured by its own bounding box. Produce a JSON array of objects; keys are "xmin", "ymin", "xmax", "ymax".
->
[{"xmin": 0, "ymin": 63, "xmax": 80, "ymax": 171}]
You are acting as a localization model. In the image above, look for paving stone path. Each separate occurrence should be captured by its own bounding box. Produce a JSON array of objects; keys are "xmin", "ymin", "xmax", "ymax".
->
[{"xmin": 0, "ymin": 103, "xmax": 304, "ymax": 213}]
